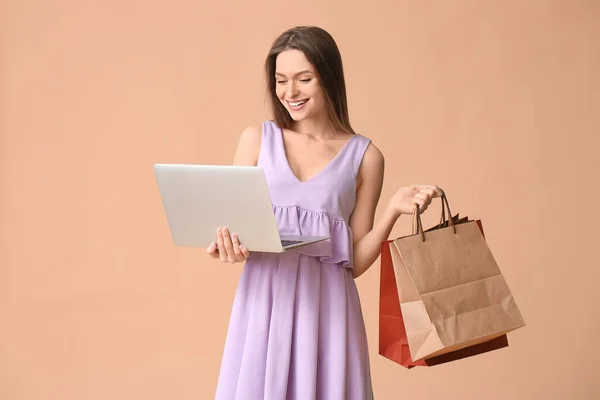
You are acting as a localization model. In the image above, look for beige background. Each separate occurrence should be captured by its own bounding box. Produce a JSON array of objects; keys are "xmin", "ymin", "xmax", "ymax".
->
[{"xmin": 1, "ymin": 0, "xmax": 599, "ymax": 399}]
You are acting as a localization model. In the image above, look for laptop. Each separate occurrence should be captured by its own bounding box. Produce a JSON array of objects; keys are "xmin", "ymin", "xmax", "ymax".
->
[{"xmin": 153, "ymin": 164, "xmax": 331, "ymax": 253}]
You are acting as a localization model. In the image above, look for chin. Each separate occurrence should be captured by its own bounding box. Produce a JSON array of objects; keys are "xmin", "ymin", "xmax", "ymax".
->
[
  {"xmin": 286, "ymin": 107, "xmax": 312, "ymax": 122},
  {"xmin": 289, "ymin": 113, "xmax": 306, "ymax": 122}
]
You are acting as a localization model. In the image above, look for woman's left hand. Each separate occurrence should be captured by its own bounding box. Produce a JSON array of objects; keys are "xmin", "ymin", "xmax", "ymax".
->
[{"xmin": 387, "ymin": 184, "xmax": 443, "ymax": 216}]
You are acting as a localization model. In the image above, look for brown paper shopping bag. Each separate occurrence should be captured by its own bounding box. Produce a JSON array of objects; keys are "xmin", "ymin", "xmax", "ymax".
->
[
  {"xmin": 380, "ymin": 214, "xmax": 509, "ymax": 368},
  {"xmin": 379, "ymin": 191, "xmax": 525, "ymax": 366}
]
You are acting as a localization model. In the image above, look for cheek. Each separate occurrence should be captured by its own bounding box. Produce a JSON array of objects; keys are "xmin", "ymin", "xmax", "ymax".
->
[
  {"xmin": 275, "ymin": 86, "xmax": 286, "ymax": 100},
  {"xmin": 309, "ymin": 85, "xmax": 325, "ymax": 104}
]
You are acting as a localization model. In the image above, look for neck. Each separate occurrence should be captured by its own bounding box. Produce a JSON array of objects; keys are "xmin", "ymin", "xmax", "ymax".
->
[{"xmin": 291, "ymin": 113, "xmax": 339, "ymax": 139}]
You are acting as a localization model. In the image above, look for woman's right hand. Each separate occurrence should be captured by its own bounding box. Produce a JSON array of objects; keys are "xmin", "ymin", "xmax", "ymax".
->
[{"xmin": 206, "ymin": 226, "xmax": 251, "ymax": 263}]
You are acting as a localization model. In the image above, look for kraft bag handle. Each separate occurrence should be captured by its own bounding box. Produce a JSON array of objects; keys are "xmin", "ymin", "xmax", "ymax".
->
[{"xmin": 412, "ymin": 189, "xmax": 456, "ymax": 242}]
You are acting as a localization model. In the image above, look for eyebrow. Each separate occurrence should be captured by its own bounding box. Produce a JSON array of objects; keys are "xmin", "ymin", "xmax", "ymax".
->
[{"xmin": 275, "ymin": 70, "xmax": 314, "ymax": 78}]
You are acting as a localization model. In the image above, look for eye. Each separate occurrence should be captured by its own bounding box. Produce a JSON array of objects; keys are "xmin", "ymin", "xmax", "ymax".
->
[
  {"xmin": 299, "ymin": 78, "xmax": 312, "ymax": 83},
  {"xmin": 276, "ymin": 80, "xmax": 287, "ymax": 84}
]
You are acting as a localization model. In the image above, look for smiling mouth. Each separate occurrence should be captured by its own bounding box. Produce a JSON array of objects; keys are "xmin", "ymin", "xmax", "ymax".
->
[{"xmin": 287, "ymin": 99, "xmax": 308, "ymax": 107}]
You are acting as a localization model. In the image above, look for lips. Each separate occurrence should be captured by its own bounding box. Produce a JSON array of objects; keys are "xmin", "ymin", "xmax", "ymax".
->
[
  {"xmin": 287, "ymin": 99, "xmax": 309, "ymax": 111},
  {"xmin": 288, "ymin": 100, "xmax": 307, "ymax": 107}
]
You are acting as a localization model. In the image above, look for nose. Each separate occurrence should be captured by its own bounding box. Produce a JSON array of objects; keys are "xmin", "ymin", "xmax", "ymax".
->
[{"xmin": 286, "ymin": 81, "xmax": 299, "ymax": 99}]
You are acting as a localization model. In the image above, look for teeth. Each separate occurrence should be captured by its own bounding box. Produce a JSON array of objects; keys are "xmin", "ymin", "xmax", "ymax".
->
[{"xmin": 290, "ymin": 100, "xmax": 307, "ymax": 107}]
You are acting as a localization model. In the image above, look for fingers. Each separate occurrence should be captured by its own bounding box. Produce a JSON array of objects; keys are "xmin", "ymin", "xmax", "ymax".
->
[
  {"xmin": 232, "ymin": 233, "xmax": 251, "ymax": 259},
  {"xmin": 214, "ymin": 227, "xmax": 250, "ymax": 263},
  {"xmin": 221, "ymin": 227, "xmax": 236, "ymax": 262},
  {"xmin": 412, "ymin": 184, "xmax": 443, "ymax": 214},
  {"xmin": 417, "ymin": 188, "xmax": 435, "ymax": 197},
  {"xmin": 216, "ymin": 227, "xmax": 227, "ymax": 262},
  {"xmin": 423, "ymin": 185, "xmax": 442, "ymax": 197},
  {"xmin": 412, "ymin": 184, "xmax": 442, "ymax": 198},
  {"xmin": 413, "ymin": 192, "xmax": 433, "ymax": 213},
  {"xmin": 231, "ymin": 232, "xmax": 241, "ymax": 257},
  {"xmin": 411, "ymin": 197, "xmax": 427, "ymax": 213},
  {"xmin": 231, "ymin": 233, "xmax": 250, "ymax": 261},
  {"xmin": 413, "ymin": 192, "xmax": 431, "ymax": 201},
  {"xmin": 231, "ymin": 233, "xmax": 247, "ymax": 261},
  {"xmin": 240, "ymin": 245, "xmax": 250, "ymax": 258},
  {"xmin": 206, "ymin": 241, "xmax": 219, "ymax": 259}
]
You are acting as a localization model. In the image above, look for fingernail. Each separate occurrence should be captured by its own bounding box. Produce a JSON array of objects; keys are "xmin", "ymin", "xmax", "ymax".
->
[{"xmin": 223, "ymin": 227, "xmax": 228, "ymax": 233}]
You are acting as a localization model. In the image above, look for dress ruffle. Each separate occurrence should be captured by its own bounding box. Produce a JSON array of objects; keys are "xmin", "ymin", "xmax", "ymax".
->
[{"xmin": 273, "ymin": 205, "xmax": 354, "ymax": 268}]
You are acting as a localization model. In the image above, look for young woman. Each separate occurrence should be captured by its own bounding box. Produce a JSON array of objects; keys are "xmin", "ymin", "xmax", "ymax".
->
[{"xmin": 208, "ymin": 26, "xmax": 440, "ymax": 400}]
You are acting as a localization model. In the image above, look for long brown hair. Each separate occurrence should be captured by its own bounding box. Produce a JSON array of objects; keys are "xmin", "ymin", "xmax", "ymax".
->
[{"xmin": 265, "ymin": 26, "xmax": 356, "ymax": 135}]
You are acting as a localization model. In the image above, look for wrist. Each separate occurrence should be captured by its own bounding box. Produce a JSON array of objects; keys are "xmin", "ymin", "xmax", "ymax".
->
[{"xmin": 384, "ymin": 202, "xmax": 402, "ymax": 221}]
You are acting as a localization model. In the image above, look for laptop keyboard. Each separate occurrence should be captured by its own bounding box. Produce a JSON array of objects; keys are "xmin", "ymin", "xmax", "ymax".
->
[{"xmin": 281, "ymin": 239, "xmax": 303, "ymax": 247}]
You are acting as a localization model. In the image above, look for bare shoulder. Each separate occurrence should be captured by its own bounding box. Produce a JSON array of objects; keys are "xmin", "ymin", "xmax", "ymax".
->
[
  {"xmin": 349, "ymin": 140, "xmax": 385, "ymax": 241},
  {"xmin": 233, "ymin": 123, "xmax": 263, "ymax": 166},
  {"xmin": 238, "ymin": 124, "xmax": 262, "ymax": 150},
  {"xmin": 240, "ymin": 124, "xmax": 262, "ymax": 142},
  {"xmin": 357, "ymin": 141, "xmax": 385, "ymax": 186}
]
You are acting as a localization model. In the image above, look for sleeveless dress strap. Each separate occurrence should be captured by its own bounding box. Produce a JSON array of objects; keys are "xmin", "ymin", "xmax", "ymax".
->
[
  {"xmin": 257, "ymin": 120, "xmax": 285, "ymax": 171},
  {"xmin": 335, "ymin": 134, "xmax": 372, "ymax": 179}
]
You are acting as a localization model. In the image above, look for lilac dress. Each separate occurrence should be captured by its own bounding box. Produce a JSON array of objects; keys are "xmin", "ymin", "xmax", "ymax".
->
[{"xmin": 215, "ymin": 120, "xmax": 374, "ymax": 400}]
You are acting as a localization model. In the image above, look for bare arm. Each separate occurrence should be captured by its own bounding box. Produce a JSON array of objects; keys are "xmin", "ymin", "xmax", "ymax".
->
[
  {"xmin": 232, "ymin": 124, "xmax": 262, "ymax": 166},
  {"xmin": 349, "ymin": 143, "xmax": 399, "ymax": 279},
  {"xmin": 349, "ymin": 143, "xmax": 441, "ymax": 278}
]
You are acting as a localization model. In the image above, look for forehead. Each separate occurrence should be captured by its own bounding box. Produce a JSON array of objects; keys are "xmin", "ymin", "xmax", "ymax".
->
[{"xmin": 275, "ymin": 49, "xmax": 315, "ymax": 75}]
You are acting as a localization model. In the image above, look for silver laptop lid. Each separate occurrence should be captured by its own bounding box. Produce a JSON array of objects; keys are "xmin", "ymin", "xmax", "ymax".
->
[{"xmin": 154, "ymin": 164, "xmax": 283, "ymax": 252}]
